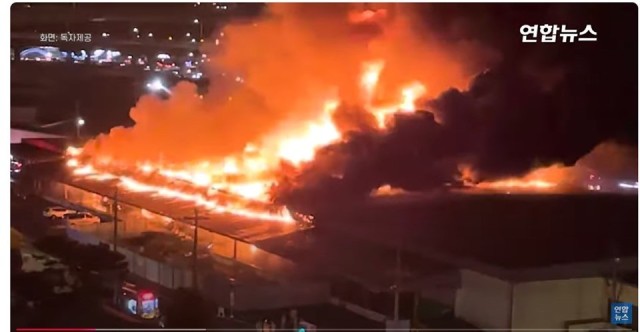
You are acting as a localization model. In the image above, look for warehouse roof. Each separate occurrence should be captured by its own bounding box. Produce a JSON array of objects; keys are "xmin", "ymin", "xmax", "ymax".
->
[{"xmin": 314, "ymin": 193, "xmax": 638, "ymax": 271}]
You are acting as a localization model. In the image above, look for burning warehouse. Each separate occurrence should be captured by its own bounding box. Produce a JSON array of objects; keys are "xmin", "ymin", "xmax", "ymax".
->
[
  {"xmin": 53, "ymin": 2, "xmax": 634, "ymax": 217},
  {"xmin": 9, "ymin": 2, "xmax": 638, "ymax": 329}
]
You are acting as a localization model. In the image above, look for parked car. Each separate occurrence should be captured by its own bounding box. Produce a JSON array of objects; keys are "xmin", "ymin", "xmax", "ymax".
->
[
  {"xmin": 43, "ymin": 207, "xmax": 77, "ymax": 219},
  {"xmin": 63, "ymin": 212, "xmax": 101, "ymax": 225}
]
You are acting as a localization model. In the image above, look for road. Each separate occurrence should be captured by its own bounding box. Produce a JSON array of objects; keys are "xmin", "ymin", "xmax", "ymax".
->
[{"xmin": 11, "ymin": 193, "xmax": 66, "ymax": 239}]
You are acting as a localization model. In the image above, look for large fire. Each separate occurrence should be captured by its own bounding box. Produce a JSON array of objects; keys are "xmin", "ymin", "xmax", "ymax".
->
[
  {"xmin": 66, "ymin": 59, "xmax": 427, "ymax": 221},
  {"xmin": 457, "ymin": 164, "xmax": 561, "ymax": 192}
]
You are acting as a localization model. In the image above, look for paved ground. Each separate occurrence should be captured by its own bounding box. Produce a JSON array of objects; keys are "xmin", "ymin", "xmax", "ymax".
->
[
  {"xmin": 10, "ymin": 192, "xmax": 66, "ymax": 239},
  {"xmin": 237, "ymin": 303, "xmax": 384, "ymax": 331}
]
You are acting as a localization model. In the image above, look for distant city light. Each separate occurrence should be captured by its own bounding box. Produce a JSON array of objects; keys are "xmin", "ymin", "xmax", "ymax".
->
[
  {"xmin": 148, "ymin": 33, "xmax": 154, "ymax": 37},
  {"xmin": 168, "ymin": 36, "xmax": 173, "ymax": 40},
  {"xmin": 136, "ymin": 34, "xmax": 140, "ymax": 39},
  {"xmin": 201, "ymin": 54, "xmax": 207, "ymax": 58},
  {"xmin": 193, "ymin": 19, "xmax": 200, "ymax": 24},
  {"xmin": 77, "ymin": 118, "xmax": 85, "ymax": 127},
  {"xmin": 132, "ymin": 27, "xmax": 139, "ymax": 33},
  {"xmin": 215, "ymin": 39, "xmax": 219, "ymax": 46},
  {"xmin": 102, "ymin": 32, "xmax": 109, "ymax": 37},
  {"xmin": 186, "ymin": 32, "xmax": 191, "ymax": 37},
  {"xmin": 200, "ymin": 39, "xmax": 204, "ymax": 43},
  {"xmin": 188, "ymin": 52, "xmax": 194, "ymax": 57},
  {"xmin": 191, "ymin": 38, "xmax": 196, "ymax": 43}
]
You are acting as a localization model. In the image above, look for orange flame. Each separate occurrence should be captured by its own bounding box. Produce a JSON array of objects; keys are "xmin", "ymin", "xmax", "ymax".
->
[{"xmin": 67, "ymin": 57, "xmax": 428, "ymax": 222}]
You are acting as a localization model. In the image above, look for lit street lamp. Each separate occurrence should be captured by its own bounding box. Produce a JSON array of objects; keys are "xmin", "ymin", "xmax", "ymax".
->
[
  {"xmin": 76, "ymin": 117, "xmax": 85, "ymax": 139},
  {"xmin": 193, "ymin": 18, "xmax": 203, "ymax": 40},
  {"xmin": 146, "ymin": 78, "xmax": 170, "ymax": 94}
]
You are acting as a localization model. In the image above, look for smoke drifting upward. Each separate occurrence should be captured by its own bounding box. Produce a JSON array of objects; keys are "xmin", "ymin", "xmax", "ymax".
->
[
  {"xmin": 274, "ymin": 3, "xmax": 638, "ymax": 203},
  {"xmin": 82, "ymin": 3, "xmax": 484, "ymax": 165},
  {"xmin": 77, "ymin": 3, "xmax": 636, "ymax": 210}
]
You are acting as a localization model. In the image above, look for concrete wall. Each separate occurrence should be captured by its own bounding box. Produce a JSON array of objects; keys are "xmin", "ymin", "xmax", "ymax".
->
[
  {"xmin": 512, "ymin": 277, "xmax": 607, "ymax": 330},
  {"xmin": 454, "ymin": 269, "xmax": 512, "ymax": 329}
]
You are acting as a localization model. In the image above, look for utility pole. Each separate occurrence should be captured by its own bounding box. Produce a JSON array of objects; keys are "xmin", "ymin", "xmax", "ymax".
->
[
  {"xmin": 183, "ymin": 207, "xmax": 208, "ymax": 290},
  {"xmin": 394, "ymin": 244, "xmax": 402, "ymax": 321},
  {"xmin": 610, "ymin": 257, "xmax": 622, "ymax": 302},
  {"xmin": 75, "ymin": 100, "xmax": 81, "ymax": 140},
  {"xmin": 111, "ymin": 185, "xmax": 119, "ymax": 306},
  {"xmin": 192, "ymin": 207, "xmax": 198, "ymax": 287},
  {"xmin": 112, "ymin": 186, "xmax": 119, "ymax": 252}
]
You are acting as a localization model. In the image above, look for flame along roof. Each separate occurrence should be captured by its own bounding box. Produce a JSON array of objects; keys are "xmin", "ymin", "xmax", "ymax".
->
[{"xmin": 61, "ymin": 174, "xmax": 303, "ymax": 244}]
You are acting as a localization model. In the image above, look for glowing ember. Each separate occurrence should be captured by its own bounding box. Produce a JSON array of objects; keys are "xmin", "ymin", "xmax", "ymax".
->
[
  {"xmin": 475, "ymin": 179, "xmax": 557, "ymax": 190},
  {"xmin": 370, "ymin": 184, "xmax": 408, "ymax": 197},
  {"xmin": 458, "ymin": 164, "xmax": 560, "ymax": 192}
]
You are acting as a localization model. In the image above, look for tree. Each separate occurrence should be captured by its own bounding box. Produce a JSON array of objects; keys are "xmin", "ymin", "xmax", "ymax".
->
[{"xmin": 164, "ymin": 288, "xmax": 211, "ymax": 328}]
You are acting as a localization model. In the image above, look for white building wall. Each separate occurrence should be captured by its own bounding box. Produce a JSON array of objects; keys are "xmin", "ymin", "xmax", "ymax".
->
[
  {"xmin": 512, "ymin": 277, "xmax": 607, "ymax": 330},
  {"xmin": 454, "ymin": 269, "xmax": 512, "ymax": 329}
]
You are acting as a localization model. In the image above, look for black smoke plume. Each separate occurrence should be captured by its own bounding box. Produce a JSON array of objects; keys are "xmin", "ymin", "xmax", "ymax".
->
[{"xmin": 275, "ymin": 3, "xmax": 638, "ymax": 207}]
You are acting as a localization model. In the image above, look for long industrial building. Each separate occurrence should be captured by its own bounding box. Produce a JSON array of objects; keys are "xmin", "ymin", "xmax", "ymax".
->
[{"xmin": 14, "ymin": 155, "xmax": 639, "ymax": 329}]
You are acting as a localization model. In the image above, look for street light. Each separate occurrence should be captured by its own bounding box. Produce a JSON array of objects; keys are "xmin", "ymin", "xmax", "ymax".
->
[
  {"xmin": 193, "ymin": 19, "xmax": 203, "ymax": 40},
  {"xmin": 148, "ymin": 32, "xmax": 153, "ymax": 37},
  {"xmin": 132, "ymin": 27, "xmax": 139, "ymax": 33},
  {"xmin": 146, "ymin": 78, "xmax": 170, "ymax": 94},
  {"xmin": 76, "ymin": 117, "xmax": 85, "ymax": 139}
]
